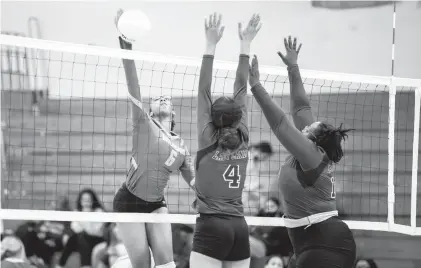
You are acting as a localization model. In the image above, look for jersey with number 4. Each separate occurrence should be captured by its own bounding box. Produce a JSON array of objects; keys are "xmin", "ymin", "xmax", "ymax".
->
[
  {"xmin": 194, "ymin": 142, "xmax": 249, "ymax": 216},
  {"xmin": 278, "ymin": 146, "xmax": 336, "ymax": 219},
  {"xmin": 126, "ymin": 114, "xmax": 192, "ymax": 202}
]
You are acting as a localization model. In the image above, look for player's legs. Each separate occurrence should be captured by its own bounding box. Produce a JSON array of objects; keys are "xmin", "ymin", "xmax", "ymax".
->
[
  {"xmin": 190, "ymin": 214, "xmax": 235, "ymax": 268},
  {"xmin": 117, "ymin": 222, "xmax": 151, "ymax": 268},
  {"xmin": 223, "ymin": 216, "xmax": 250, "ymax": 268},
  {"xmin": 222, "ymin": 259, "xmax": 250, "ymax": 268},
  {"xmin": 288, "ymin": 217, "xmax": 356, "ymax": 268},
  {"xmin": 113, "ymin": 184, "xmax": 156, "ymax": 268},
  {"xmin": 146, "ymin": 207, "xmax": 175, "ymax": 268},
  {"xmin": 190, "ymin": 252, "xmax": 223, "ymax": 268}
]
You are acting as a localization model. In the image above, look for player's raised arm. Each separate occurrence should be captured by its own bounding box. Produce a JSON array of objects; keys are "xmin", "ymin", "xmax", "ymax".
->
[
  {"xmin": 234, "ymin": 14, "xmax": 262, "ymax": 140},
  {"xmin": 179, "ymin": 145, "xmax": 195, "ymax": 189},
  {"xmin": 115, "ymin": 9, "xmax": 148, "ymax": 125},
  {"xmin": 197, "ymin": 13, "xmax": 225, "ymax": 150},
  {"xmin": 277, "ymin": 36, "xmax": 314, "ymax": 131},
  {"xmin": 248, "ymin": 55, "xmax": 323, "ymax": 170}
]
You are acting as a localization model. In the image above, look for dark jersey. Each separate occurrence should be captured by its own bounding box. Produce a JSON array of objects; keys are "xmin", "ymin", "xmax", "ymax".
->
[
  {"xmin": 120, "ymin": 40, "xmax": 194, "ymax": 202},
  {"xmin": 194, "ymin": 55, "xmax": 250, "ymax": 216},
  {"xmin": 279, "ymin": 148, "xmax": 336, "ymax": 218},
  {"xmin": 195, "ymin": 142, "xmax": 249, "ymax": 215},
  {"xmin": 250, "ymin": 65, "xmax": 337, "ymax": 219}
]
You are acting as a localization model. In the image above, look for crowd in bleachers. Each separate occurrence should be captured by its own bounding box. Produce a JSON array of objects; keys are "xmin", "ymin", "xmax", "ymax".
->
[
  {"xmin": 0, "ymin": 193, "xmax": 379, "ymax": 268},
  {"xmin": 1, "ymin": 141, "xmax": 379, "ymax": 268}
]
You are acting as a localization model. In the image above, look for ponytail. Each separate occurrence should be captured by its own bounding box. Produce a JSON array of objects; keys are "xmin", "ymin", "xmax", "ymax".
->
[
  {"xmin": 317, "ymin": 123, "xmax": 354, "ymax": 163},
  {"xmin": 217, "ymin": 127, "xmax": 242, "ymax": 150}
]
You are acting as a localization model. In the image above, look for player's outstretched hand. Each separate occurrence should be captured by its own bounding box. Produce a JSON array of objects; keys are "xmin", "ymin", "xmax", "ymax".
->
[
  {"xmin": 277, "ymin": 36, "xmax": 302, "ymax": 67},
  {"xmin": 238, "ymin": 14, "xmax": 262, "ymax": 43},
  {"xmin": 249, "ymin": 55, "xmax": 260, "ymax": 88},
  {"xmin": 114, "ymin": 8, "xmax": 133, "ymax": 46},
  {"xmin": 114, "ymin": 8, "xmax": 124, "ymax": 29},
  {"xmin": 205, "ymin": 13, "xmax": 225, "ymax": 46}
]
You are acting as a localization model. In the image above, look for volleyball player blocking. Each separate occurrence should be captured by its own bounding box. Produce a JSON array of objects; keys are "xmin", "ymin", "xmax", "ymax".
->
[
  {"xmin": 249, "ymin": 37, "xmax": 356, "ymax": 268},
  {"xmin": 190, "ymin": 13, "xmax": 261, "ymax": 268}
]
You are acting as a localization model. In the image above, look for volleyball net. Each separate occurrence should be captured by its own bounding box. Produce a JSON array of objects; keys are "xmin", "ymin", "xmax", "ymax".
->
[{"xmin": 1, "ymin": 35, "xmax": 420, "ymax": 235}]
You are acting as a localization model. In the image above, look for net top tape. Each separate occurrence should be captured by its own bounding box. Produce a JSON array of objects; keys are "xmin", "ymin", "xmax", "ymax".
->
[
  {"xmin": 0, "ymin": 209, "xmax": 419, "ymax": 236},
  {"xmin": 2, "ymin": 35, "xmax": 421, "ymax": 88}
]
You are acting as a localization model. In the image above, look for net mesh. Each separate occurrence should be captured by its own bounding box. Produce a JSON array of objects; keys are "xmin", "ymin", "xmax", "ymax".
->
[{"xmin": 1, "ymin": 36, "xmax": 420, "ymax": 235}]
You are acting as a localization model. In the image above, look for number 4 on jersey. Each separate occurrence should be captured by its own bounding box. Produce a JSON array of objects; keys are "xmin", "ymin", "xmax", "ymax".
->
[{"xmin": 223, "ymin": 165, "xmax": 241, "ymax": 189}]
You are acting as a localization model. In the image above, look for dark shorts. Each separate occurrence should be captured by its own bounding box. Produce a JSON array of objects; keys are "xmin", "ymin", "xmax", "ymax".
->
[
  {"xmin": 192, "ymin": 213, "xmax": 250, "ymax": 261},
  {"xmin": 113, "ymin": 183, "xmax": 167, "ymax": 213},
  {"xmin": 287, "ymin": 217, "xmax": 356, "ymax": 268}
]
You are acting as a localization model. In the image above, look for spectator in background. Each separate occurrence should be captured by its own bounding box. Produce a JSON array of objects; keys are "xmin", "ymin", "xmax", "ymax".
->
[
  {"xmin": 243, "ymin": 141, "xmax": 274, "ymax": 215},
  {"xmin": 251, "ymin": 197, "xmax": 293, "ymax": 266},
  {"xmin": 173, "ymin": 224, "xmax": 194, "ymax": 268},
  {"xmin": 354, "ymin": 259, "xmax": 378, "ymax": 268},
  {"xmin": 91, "ymin": 223, "xmax": 127, "ymax": 268},
  {"xmin": 1, "ymin": 235, "xmax": 35, "ymax": 268},
  {"xmin": 264, "ymin": 255, "xmax": 284, "ymax": 268},
  {"xmin": 14, "ymin": 195, "xmax": 72, "ymax": 268},
  {"xmin": 57, "ymin": 188, "xmax": 105, "ymax": 268}
]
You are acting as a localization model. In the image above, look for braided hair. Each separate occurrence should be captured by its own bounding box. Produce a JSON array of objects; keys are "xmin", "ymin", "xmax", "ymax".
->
[
  {"xmin": 211, "ymin": 96, "xmax": 244, "ymax": 150},
  {"xmin": 312, "ymin": 123, "xmax": 354, "ymax": 163}
]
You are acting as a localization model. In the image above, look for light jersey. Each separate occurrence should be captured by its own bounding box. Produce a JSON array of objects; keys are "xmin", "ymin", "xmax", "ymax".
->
[
  {"xmin": 126, "ymin": 113, "xmax": 189, "ymax": 202},
  {"xmin": 278, "ymin": 148, "xmax": 337, "ymax": 219},
  {"xmin": 194, "ymin": 142, "xmax": 249, "ymax": 216}
]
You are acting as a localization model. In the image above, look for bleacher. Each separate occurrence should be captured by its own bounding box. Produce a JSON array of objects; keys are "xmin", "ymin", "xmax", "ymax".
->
[{"xmin": 1, "ymin": 89, "xmax": 421, "ymax": 268}]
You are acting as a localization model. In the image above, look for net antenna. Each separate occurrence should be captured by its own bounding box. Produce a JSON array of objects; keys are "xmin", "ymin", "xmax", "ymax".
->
[
  {"xmin": 0, "ymin": 34, "xmax": 420, "ymax": 236},
  {"xmin": 387, "ymin": 0, "xmax": 397, "ymax": 231}
]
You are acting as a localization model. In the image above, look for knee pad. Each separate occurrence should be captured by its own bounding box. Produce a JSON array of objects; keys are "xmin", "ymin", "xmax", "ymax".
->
[{"xmin": 155, "ymin": 261, "xmax": 176, "ymax": 268}]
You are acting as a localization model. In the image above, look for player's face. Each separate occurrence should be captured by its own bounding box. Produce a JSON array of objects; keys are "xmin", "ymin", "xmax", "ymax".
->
[
  {"xmin": 265, "ymin": 199, "xmax": 279, "ymax": 213},
  {"xmin": 80, "ymin": 193, "xmax": 93, "ymax": 210},
  {"xmin": 150, "ymin": 95, "xmax": 173, "ymax": 117},
  {"xmin": 265, "ymin": 256, "xmax": 283, "ymax": 268},
  {"xmin": 355, "ymin": 260, "xmax": 371, "ymax": 268},
  {"xmin": 302, "ymin": 121, "xmax": 321, "ymax": 139},
  {"xmin": 249, "ymin": 148, "xmax": 270, "ymax": 172}
]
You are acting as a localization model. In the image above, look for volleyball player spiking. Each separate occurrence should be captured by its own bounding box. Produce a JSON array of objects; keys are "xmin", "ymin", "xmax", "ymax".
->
[
  {"xmin": 248, "ymin": 37, "xmax": 356, "ymax": 268},
  {"xmin": 112, "ymin": 9, "xmax": 195, "ymax": 268},
  {"xmin": 189, "ymin": 13, "xmax": 261, "ymax": 268}
]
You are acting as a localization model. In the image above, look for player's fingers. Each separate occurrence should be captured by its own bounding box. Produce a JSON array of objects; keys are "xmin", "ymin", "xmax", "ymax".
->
[
  {"xmin": 219, "ymin": 25, "xmax": 225, "ymax": 38},
  {"xmin": 292, "ymin": 37, "xmax": 297, "ymax": 50},
  {"xmin": 238, "ymin": 22, "xmax": 243, "ymax": 39},
  {"xmin": 297, "ymin": 43, "xmax": 302, "ymax": 54},
  {"xmin": 248, "ymin": 14, "xmax": 256, "ymax": 27},
  {"xmin": 253, "ymin": 55, "xmax": 259, "ymax": 67},
  {"xmin": 254, "ymin": 14, "xmax": 261, "ymax": 28},
  {"xmin": 213, "ymin": 12, "xmax": 217, "ymax": 26},
  {"xmin": 204, "ymin": 18, "xmax": 209, "ymax": 30},
  {"xmin": 255, "ymin": 23, "xmax": 262, "ymax": 33},
  {"xmin": 217, "ymin": 14, "xmax": 222, "ymax": 27},
  {"xmin": 284, "ymin": 38, "xmax": 289, "ymax": 51},
  {"xmin": 115, "ymin": 9, "xmax": 123, "ymax": 26},
  {"xmin": 277, "ymin": 51, "xmax": 286, "ymax": 61},
  {"xmin": 208, "ymin": 14, "xmax": 213, "ymax": 27},
  {"xmin": 288, "ymin": 36, "xmax": 293, "ymax": 49}
]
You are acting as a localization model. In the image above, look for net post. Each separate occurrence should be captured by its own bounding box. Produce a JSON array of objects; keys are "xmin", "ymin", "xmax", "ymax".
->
[
  {"xmin": 387, "ymin": 77, "xmax": 396, "ymax": 229},
  {"xmin": 411, "ymin": 85, "xmax": 421, "ymax": 234}
]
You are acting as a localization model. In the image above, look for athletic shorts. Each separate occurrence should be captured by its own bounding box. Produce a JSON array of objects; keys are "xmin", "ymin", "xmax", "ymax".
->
[
  {"xmin": 287, "ymin": 217, "xmax": 356, "ymax": 268},
  {"xmin": 192, "ymin": 213, "xmax": 250, "ymax": 261},
  {"xmin": 113, "ymin": 183, "xmax": 167, "ymax": 213}
]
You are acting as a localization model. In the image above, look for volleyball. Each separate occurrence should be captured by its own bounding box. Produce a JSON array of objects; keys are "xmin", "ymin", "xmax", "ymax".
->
[{"xmin": 117, "ymin": 10, "xmax": 151, "ymax": 42}]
